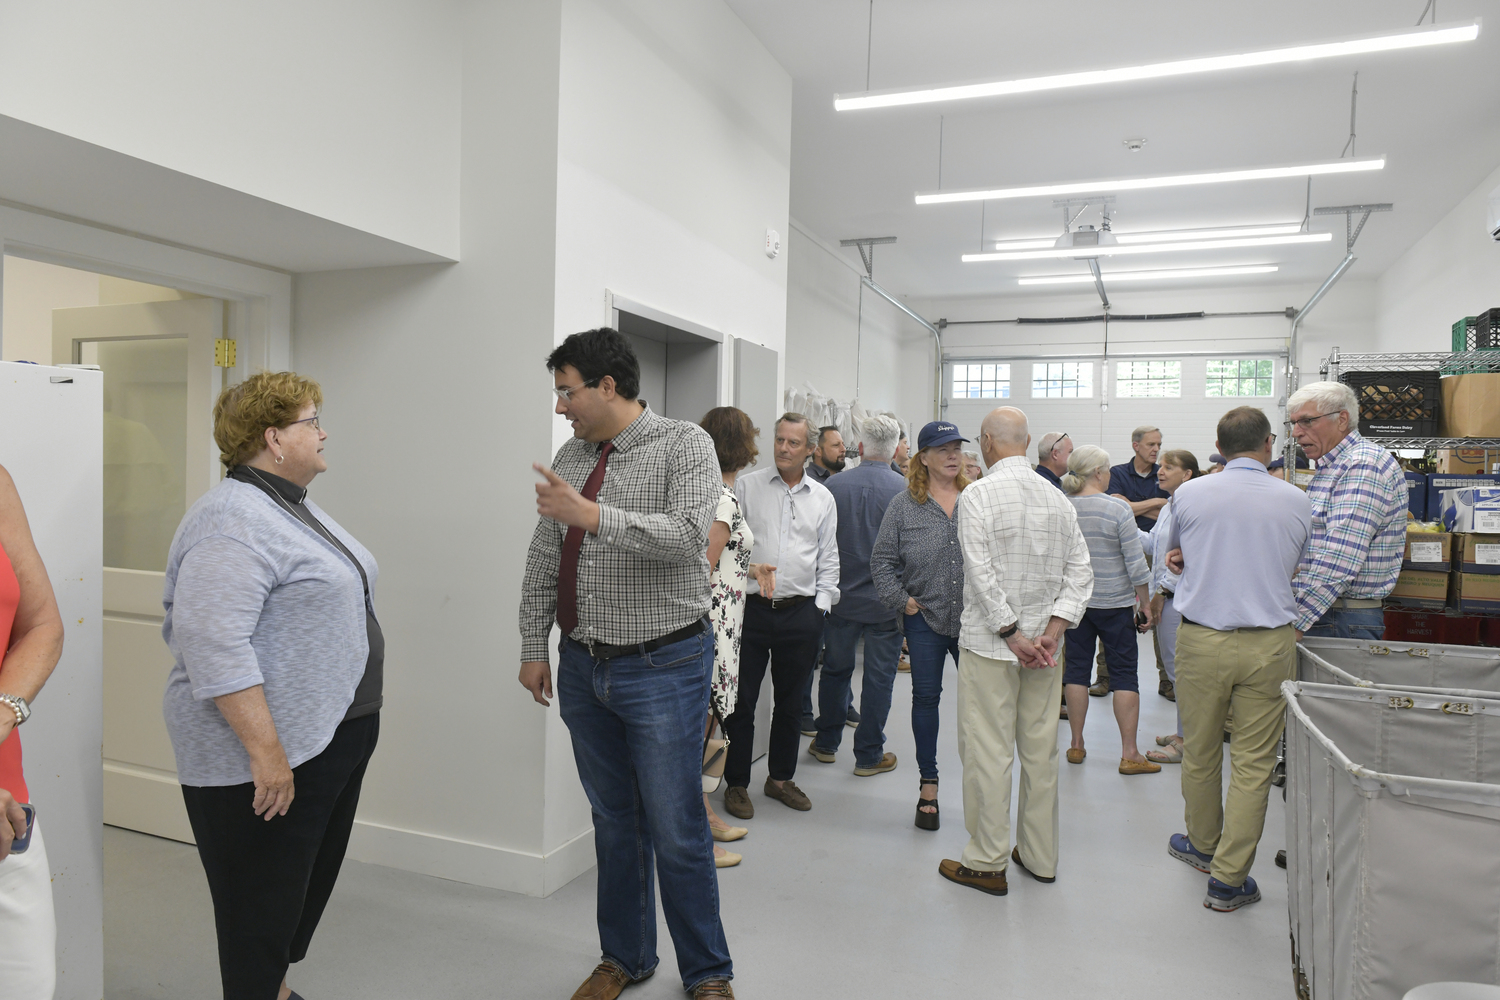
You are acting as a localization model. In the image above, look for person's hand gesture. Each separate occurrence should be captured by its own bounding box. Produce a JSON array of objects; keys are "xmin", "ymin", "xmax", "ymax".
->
[
  {"xmin": 248, "ymin": 748, "xmax": 295, "ymax": 821},
  {"xmin": 533, "ymin": 464, "xmax": 600, "ymax": 532},
  {"xmin": 0, "ymin": 788, "xmax": 25, "ymax": 862},
  {"xmin": 750, "ymin": 563, "xmax": 777, "ymax": 599}
]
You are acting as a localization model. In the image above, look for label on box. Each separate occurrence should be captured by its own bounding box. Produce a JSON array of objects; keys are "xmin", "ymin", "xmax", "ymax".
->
[
  {"xmin": 1480, "ymin": 511, "xmax": 1500, "ymax": 532},
  {"xmin": 1476, "ymin": 544, "xmax": 1500, "ymax": 565},
  {"xmin": 1410, "ymin": 541, "xmax": 1444, "ymax": 563}
]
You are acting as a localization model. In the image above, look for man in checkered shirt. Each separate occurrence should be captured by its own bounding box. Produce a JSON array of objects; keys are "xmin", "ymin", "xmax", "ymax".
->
[
  {"xmin": 517, "ymin": 328, "xmax": 735, "ymax": 1000},
  {"xmin": 1287, "ymin": 381, "xmax": 1407, "ymax": 640},
  {"xmin": 939, "ymin": 407, "xmax": 1093, "ymax": 897}
]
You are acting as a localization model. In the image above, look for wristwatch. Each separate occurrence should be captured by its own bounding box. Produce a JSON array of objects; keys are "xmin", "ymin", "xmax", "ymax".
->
[
  {"xmin": 997, "ymin": 623, "xmax": 1019, "ymax": 640},
  {"xmin": 0, "ymin": 694, "xmax": 29, "ymax": 727}
]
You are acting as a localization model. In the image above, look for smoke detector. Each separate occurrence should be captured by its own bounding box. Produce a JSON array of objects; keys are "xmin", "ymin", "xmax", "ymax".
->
[{"xmin": 1123, "ymin": 137, "xmax": 1147, "ymax": 152}]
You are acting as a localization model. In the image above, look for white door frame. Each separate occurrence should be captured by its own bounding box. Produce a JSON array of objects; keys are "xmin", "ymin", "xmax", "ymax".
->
[{"xmin": 0, "ymin": 204, "xmax": 292, "ymax": 380}]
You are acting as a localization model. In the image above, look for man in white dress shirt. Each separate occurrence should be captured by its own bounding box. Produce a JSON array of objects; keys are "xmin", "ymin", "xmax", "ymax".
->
[
  {"xmin": 940, "ymin": 407, "xmax": 1093, "ymax": 896},
  {"xmin": 722, "ymin": 413, "xmax": 839, "ymax": 817}
]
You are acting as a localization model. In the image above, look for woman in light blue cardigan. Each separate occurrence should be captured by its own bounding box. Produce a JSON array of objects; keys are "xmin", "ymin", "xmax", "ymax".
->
[{"xmin": 163, "ymin": 371, "xmax": 380, "ymax": 1000}]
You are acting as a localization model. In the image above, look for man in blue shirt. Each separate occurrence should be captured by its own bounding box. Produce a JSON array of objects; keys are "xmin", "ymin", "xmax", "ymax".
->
[
  {"xmin": 1163, "ymin": 407, "xmax": 1311, "ymax": 914},
  {"xmin": 808, "ymin": 414, "xmax": 910, "ymax": 776},
  {"xmin": 1034, "ymin": 431, "xmax": 1071, "ymax": 489},
  {"xmin": 1108, "ymin": 425, "xmax": 1172, "ymax": 699}
]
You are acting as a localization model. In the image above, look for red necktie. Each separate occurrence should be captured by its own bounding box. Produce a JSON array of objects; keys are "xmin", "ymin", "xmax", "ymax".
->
[{"xmin": 556, "ymin": 442, "xmax": 614, "ymax": 636}]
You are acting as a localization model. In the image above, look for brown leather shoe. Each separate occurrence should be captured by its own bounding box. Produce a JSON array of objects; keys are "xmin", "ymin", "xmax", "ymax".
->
[
  {"xmin": 1088, "ymin": 677, "xmax": 1110, "ymax": 697},
  {"xmin": 691, "ymin": 979, "xmax": 735, "ymax": 998},
  {"xmin": 764, "ymin": 776, "xmax": 811, "ymax": 810},
  {"xmin": 1011, "ymin": 846, "xmax": 1056, "ymax": 884},
  {"xmin": 723, "ymin": 785, "xmax": 753, "ymax": 820},
  {"xmin": 571, "ymin": 963, "xmax": 652, "ymax": 1000},
  {"xmin": 938, "ymin": 858, "xmax": 1007, "ymax": 895}
]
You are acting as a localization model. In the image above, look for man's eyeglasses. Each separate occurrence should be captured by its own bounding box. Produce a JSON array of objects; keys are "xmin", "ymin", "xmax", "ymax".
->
[
  {"xmin": 1289, "ymin": 412, "xmax": 1338, "ymax": 431},
  {"xmin": 287, "ymin": 415, "xmax": 321, "ymax": 430},
  {"xmin": 553, "ymin": 378, "xmax": 601, "ymax": 401}
]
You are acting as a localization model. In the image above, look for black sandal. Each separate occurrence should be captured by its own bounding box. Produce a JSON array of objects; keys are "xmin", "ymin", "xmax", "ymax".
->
[{"xmin": 915, "ymin": 778, "xmax": 940, "ymax": 831}]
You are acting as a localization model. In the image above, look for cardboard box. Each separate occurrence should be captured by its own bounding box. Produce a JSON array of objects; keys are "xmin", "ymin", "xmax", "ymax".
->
[
  {"xmin": 1452, "ymin": 572, "xmax": 1500, "ymax": 615},
  {"xmin": 1405, "ymin": 471, "xmax": 1428, "ymax": 521},
  {"xmin": 1386, "ymin": 570, "xmax": 1452, "ymax": 610},
  {"xmin": 1440, "ymin": 373, "xmax": 1500, "ymax": 437},
  {"xmin": 1403, "ymin": 530, "xmax": 1454, "ymax": 571},
  {"xmin": 1456, "ymin": 533, "xmax": 1500, "ymax": 575},
  {"xmin": 1439, "ymin": 488, "xmax": 1500, "ymax": 533},
  {"xmin": 1383, "ymin": 607, "xmax": 1446, "ymax": 642},
  {"xmin": 1427, "ymin": 474, "xmax": 1500, "ymax": 519},
  {"xmin": 1434, "ymin": 448, "xmax": 1494, "ymax": 474}
]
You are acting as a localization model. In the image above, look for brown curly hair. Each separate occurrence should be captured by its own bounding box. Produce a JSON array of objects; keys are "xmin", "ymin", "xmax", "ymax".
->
[
  {"xmin": 213, "ymin": 371, "xmax": 323, "ymax": 468},
  {"xmin": 700, "ymin": 406, "xmax": 759, "ymax": 474},
  {"xmin": 908, "ymin": 446, "xmax": 971, "ymax": 505}
]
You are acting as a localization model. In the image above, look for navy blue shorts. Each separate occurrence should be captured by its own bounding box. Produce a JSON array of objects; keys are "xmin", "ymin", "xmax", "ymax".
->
[{"xmin": 1063, "ymin": 606, "xmax": 1139, "ymax": 693}]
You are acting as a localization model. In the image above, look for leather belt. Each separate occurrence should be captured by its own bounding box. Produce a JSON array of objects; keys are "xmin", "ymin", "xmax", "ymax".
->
[
  {"xmin": 572, "ymin": 618, "xmax": 707, "ymax": 661},
  {"xmin": 1179, "ymin": 614, "xmax": 1284, "ymax": 632},
  {"xmin": 748, "ymin": 593, "xmax": 812, "ymax": 610},
  {"xmin": 1330, "ymin": 597, "xmax": 1383, "ymax": 609}
]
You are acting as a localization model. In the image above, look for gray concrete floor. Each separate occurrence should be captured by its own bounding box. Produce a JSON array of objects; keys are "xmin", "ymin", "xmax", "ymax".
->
[{"xmin": 105, "ymin": 635, "xmax": 1293, "ymax": 999}]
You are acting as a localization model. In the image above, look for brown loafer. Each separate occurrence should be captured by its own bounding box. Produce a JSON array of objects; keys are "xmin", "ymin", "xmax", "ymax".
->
[
  {"xmin": 1119, "ymin": 757, "xmax": 1162, "ymax": 775},
  {"xmin": 1066, "ymin": 748, "xmax": 1086, "ymax": 764},
  {"xmin": 571, "ymin": 963, "xmax": 652, "ymax": 1000},
  {"xmin": 723, "ymin": 785, "xmax": 753, "ymax": 820},
  {"xmin": 1011, "ymin": 846, "xmax": 1056, "ymax": 884},
  {"xmin": 764, "ymin": 776, "xmax": 811, "ymax": 810},
  {"xmin": 939, "ymin": 858, "xmax": 1007, "ymax": 895},
  {"xmin": 691, "ymin": 979, "xmax": 735, "ymax": 998}
]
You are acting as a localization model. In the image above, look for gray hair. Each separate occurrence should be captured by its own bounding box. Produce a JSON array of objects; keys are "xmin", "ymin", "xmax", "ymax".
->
[
  {"xmin": 860, "ymin": 413, "xmax": 903, "ymax": 460},
  {"xmin": 1286, "ymin": 380, "xmax": 1358, "ymax": 425},
  {"xmin": 1061, "ymin": 444, "xmax": 1111, "ymax": 495},
  {"xmin": 1131, "ymin": 425, "xmax": 1160, "ymax": 445}
]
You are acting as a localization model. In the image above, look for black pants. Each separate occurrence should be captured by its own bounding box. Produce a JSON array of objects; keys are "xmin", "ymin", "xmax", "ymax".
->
[
  {"xmin": 181, "ymin": 713, "xmax": 380, "ymax": 1000},
  {"xmin": 724, "ymin": 599, "xmax": 822, "ymax": 788}
]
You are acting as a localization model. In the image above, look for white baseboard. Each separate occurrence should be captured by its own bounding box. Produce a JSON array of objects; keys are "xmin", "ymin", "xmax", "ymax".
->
[{"xmin": 345, "ymin": 819, "xmax": 596, "ymax": 898}]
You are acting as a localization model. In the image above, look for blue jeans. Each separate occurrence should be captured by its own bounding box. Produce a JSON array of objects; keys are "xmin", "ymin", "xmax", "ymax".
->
[
  {"xmin": 905, "ymin": 613, "xmax": 959, "ymax": 781},
  {"xmin": 815, "ymin": 613, "xmax": 904, "ymax": 768},
  {"xmin": 557, "ymin": 630, "xmax": 732, "ymax": 992},
  {"xmin": 1303, "ymin": 606, "xmax": 1385, "ymax": 641}
]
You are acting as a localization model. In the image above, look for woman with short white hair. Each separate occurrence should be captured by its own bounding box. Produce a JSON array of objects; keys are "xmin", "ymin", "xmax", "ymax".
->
[{"xmin": 1061, "ymin": 446, "xmax": 1158, "ymax": 774}]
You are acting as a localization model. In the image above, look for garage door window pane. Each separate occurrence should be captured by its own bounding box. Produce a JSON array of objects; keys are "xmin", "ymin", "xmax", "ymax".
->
[
  {"xmin": 1116, "ymin": 360, "xmax": 1181, "ymax": 398},
  {"xmin": 1207, "ymin": 358, "xmax": 1275, "ymax": 397},
  {"xmin": 1032, "ymin": 362, "xmax": 1093, "ymax": 398},
  {"xmin": 952, "ymin": 363, "xmax": 1010, "ymax": 398}
]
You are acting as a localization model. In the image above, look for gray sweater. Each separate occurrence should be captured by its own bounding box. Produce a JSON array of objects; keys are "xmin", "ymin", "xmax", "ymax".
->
[
  {"xmin": 1068, "ymin": 493, "xmax": 1150, "ymax": 609},
  {"xmin": 162, "ymin": 478, "xmax": 377, "ymax": 786}
]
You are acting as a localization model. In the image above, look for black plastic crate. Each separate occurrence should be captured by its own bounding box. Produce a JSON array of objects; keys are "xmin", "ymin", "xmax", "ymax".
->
[
  {"xmin": 1478, "ymin": 309, "xmax": 1500, "ymax": 350},
  {"xmin": 1338, "ymin": 370, "xmax": 1441, "ymax": 438}
]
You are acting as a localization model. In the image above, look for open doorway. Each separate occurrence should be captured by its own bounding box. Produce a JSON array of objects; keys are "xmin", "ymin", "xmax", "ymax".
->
[
  {"xmin": 3, "ymin": 255, "xmax": 227, "ymax": 844},
  {"xmin": 614, "ymin": 307, "xmax": 721, "ymax": 423}
]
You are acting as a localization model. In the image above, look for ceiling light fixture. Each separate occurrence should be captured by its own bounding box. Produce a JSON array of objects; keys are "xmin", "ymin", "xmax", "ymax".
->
[
  {"xmin": 964, "ymin": 231, "xmax": 1333, "ymax": 262},
  {"xmin": 993, "ymin": 223, "xmax": 1305, "ymax": 250},
  {"xmin": 835, "ymin": 21, "xmax": 1479, "ymax": 111},
  {"xmin": 1019, "ymin": 265, "xmax": 1280, "ymax": 285},
  {"xmin": 919, "ymin": 158, "xmax": 1384, "ymax": 206}
]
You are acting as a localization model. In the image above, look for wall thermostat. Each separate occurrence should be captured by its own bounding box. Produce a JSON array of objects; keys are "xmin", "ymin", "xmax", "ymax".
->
[{"xmin": 765, "ymin": 228, "xmax": 781, "ymax": 259}]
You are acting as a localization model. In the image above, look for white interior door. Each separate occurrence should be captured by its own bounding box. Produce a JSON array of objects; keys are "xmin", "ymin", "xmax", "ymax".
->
[{"xmin": 53, "ymin": 298, "xmax": 224, "ymax": 843}]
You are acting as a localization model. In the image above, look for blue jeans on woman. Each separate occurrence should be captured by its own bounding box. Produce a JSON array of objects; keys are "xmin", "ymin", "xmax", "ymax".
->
[
  {"xmin": 557, "ymin": 628, "xmax": 732, "ymax": 993},
  {"xmin": 905, "ymin": 612, "xmax": 960, "ymax": 781},
  {"xmin": 1303, "ymin": 606, "xmax": 1385, "ymax": 640}
]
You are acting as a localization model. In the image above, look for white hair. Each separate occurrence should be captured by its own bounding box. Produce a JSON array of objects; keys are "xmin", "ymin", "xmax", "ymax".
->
[
  {"xmin": 860, "ymin": 413, "xmax": 903, "ymax": 460},
  {"xmin": 1286, "ymin": 380, "xmax": 1358, "ymax": 424},
  {"xmin": 1061, "ymin": 445, "xmax": 1111, "ymax": 495}
]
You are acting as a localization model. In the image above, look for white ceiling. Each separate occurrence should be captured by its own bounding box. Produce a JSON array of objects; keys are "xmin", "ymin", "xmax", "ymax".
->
[{"xmin": 726, "ymin": 0, "xmax": 1500, "ymax": 299}]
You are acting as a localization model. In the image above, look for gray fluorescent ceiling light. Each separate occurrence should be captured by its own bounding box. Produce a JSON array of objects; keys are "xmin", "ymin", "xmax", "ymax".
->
[
  {"xmin": 993, "ymin": 223, "xmax": 1305, "ymax": 250},
  {"xmin": 964, "ymin": 231, "xmax": 1333, "ymax": 262},
  {"xmin": 1019, "ymin": 265, "xmax": 1279, "ymax": 285},
  {"xmin": 835, "ymin": 21, "xmax": 1479, "ymax": 111},
  {"xmin": 919, "ymin": 158, "xmax": 1384, "ymax": 205}
]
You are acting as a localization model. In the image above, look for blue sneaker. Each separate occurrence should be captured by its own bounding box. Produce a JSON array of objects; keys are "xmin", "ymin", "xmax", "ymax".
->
[
  {"xmin": 1205, "ymin": 875, "xmax": 1261, "ymax": 911},
  {"xmin": 1168, "ymin": 833, "xmax": 1214, "ymax": 873}
]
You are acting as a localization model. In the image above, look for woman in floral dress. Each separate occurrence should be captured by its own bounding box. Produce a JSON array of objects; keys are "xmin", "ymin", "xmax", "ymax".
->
[{"xmin": 700, "ymin": 407, "xmax": 759, "ymax": 867}]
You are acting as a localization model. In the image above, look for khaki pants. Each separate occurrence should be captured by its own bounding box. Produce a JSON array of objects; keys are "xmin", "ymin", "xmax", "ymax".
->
[
  {"xmin": 957, "ymin": 646, "xmax": 1062, "ymax": 876},
  {"xmin": 1174, "ymin": 619, "xmax": 1296, "ymax": 886}
]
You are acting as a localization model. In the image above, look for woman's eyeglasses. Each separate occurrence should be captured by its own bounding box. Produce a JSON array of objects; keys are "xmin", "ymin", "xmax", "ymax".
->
[{"xmin": 287, "ymin": 415, "xmax": 321, "ymax": 430}]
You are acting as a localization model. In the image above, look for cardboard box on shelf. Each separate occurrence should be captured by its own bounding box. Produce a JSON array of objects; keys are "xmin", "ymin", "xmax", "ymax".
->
[
  {"xmin": 1428, "ymin": 475, "xmax": 1500, "ymax": 522},
  {"xmin": 1434, "ymin": 448, "xmax": 1494, "ymax": 474},
  {"xmin": 1457, "ymin": 534, "xmax": 1500, "ymax": 575},
  {"xmin": 1386, "ymin": 570, "xmax": 1452, "ymax": 610},
  {"xmin": 1439, "ymin": 488, "xmax": 1500, "ymax": 533},
  {"xmin": 1440, "ymin": 373, "xmax": 1500, "ymax": 437},
  {"xmin": 1403, "ymin": 530, "xmax": 1454, "ymax": 571},
  {"xmin": 1453, "ymin": 573, "xmax": 1500, "ymax": 615}
]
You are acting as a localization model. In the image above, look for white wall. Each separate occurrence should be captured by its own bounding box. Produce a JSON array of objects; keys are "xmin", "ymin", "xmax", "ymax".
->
[
  {"xmin": 1377, "ymin": 162, "xmax": 1500, "ymax": 352},
  {"xmin": 0, "ymin": 256, "xmax": 98, "ymax": 362},
  {"xmin": 0, "ymin": 0, "xmax": 461, "ymax": 258},
  {"xmin": 548, "ymin": 0, "xmax": 791, "ymax": 853}
]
